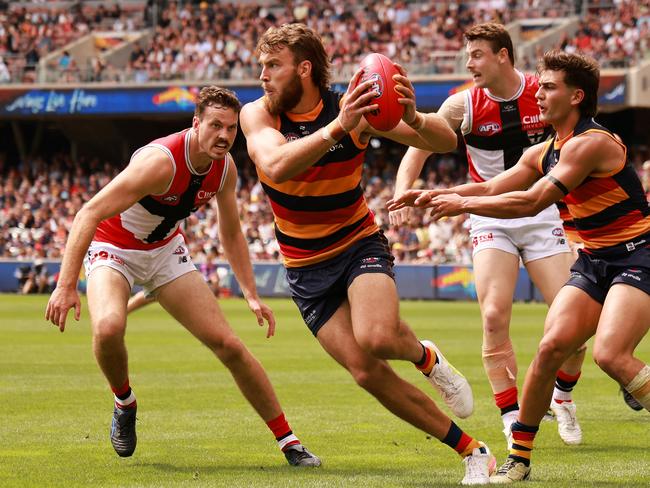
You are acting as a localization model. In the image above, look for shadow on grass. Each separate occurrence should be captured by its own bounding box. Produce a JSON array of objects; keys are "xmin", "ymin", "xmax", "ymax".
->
[{"xmin": 134, "ymin": 462, "xmax": 464, "ymax": 487}]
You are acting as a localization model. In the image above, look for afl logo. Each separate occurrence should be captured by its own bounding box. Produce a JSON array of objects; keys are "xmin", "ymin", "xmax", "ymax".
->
[
  {"xmin": 285, "ymin": 132, "xmax": 300, "ymax": 142},
  {"xmin": 366, "ymin": 73, "xmax": 384, "ymax": 98},
  {"xmin": 478, "ymin": 122, "xmax": 501, "ymax": 135},
  {"xmin": 163, "ymin": 195, "xmax": 179, "ymax": 202}
]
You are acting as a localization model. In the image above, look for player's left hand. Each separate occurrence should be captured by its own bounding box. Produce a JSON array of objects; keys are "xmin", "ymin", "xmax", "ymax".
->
[
  {"xmin": 428, "ymin": 193, "xmax": 465, "ymax": 220},
  {"xmin": 387, "ymin": 189, "xmax": 430, "ymax": 210},
  {"xmin": 392, "ymin": 64, "xmax": 417, "ymax": 125},
  {"xmin": 247, "ymin": 297, "xmax": 276, "ymax": 338}
]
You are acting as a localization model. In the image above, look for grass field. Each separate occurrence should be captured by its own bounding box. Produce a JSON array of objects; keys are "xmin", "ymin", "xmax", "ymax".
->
[{"xmin": 1, "ymin": 294, "xmax": 648, "ymax": 487}]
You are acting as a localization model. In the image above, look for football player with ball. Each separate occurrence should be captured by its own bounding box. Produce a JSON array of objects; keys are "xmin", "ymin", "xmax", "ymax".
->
[{"xmin": 241, "ymin": 22, "xmax": 496, "ymax": 484}]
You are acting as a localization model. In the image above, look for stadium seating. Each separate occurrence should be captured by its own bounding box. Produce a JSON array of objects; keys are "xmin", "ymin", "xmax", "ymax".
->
[{"xmin": 1, "ymin": 1, "xmax": 647, "ymax": 83}]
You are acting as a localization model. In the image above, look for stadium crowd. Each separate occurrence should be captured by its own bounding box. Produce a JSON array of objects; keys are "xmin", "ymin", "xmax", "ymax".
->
[
  {"xmin": 2, "ymin": 142, "xmax": 650, "ymax": 279},
  {"xmin": 2, "ymin": 0, "xmax": 650, "ymax": 289},
  {"xmin": 0, "ymin": 143, "xmax": 474, "ymax": 269},
  {"xmin": 1, "ymin": 0, "xmax": 647, "ymax": 83}
]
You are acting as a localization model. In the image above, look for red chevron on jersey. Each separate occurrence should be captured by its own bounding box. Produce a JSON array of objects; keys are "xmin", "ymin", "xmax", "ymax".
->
[
  {"xmin": 464, "ymin": 71, "xmax": 550, "ymax": 183},
  {"xmin": 94, "ymin": 128, "xmax": 230, "ymax": 250}
]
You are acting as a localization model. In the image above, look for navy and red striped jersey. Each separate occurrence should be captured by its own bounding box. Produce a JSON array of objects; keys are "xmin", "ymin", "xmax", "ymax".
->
[
  {"xmin": 539, "ymin": 117, "xmax": 650, "ymax": 255},
  {"xmin": 256, "ymin": 90, "xmax": 378, "ymax": 267}
]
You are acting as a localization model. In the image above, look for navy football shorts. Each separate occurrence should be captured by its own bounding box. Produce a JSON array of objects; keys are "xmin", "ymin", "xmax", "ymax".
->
[
  {"xmin": 285, "ymin": 232, "xmax": 395, "ymax": 336},
  {"xmin": 566, "ymin": 245, "xmax": 650, "ymax": 304}
]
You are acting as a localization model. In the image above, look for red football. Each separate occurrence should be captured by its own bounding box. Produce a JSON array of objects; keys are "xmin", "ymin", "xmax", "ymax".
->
[{"xmin": 358, "ymin": 53, "xmax": 404, "ymax": 131}]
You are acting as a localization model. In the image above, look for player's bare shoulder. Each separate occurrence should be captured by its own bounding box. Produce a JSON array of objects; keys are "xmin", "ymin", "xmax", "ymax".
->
[
  {"xmin": 564, "ymin": 130, "xmax": 625, "ymax": 173},
  {"xmin": 240, "ymin": 98, "xmax": 274, "ymax": 134},
  {"xmin": 124, "ymin": 145, "xmax": 174, "ymax": 194}
]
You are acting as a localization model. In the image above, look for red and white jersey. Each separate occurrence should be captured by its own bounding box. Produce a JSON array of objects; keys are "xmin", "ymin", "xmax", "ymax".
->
[
  {"xmin": 94, "ymin": 128, "xmax": 230, "ymax": 250},
  {"xmin": 463, "ymin": 71, "xmax": 551, "ymax": 182}
]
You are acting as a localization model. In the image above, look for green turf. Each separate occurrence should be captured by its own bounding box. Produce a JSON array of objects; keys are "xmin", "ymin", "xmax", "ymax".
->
[{"xmin": 1, "ymin": 295, "xmax": 648, "ymax": 487}]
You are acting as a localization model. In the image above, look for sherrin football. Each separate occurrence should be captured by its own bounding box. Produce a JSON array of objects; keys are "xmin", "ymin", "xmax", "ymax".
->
[{"xmin": 358, "ymin": 53, "xmax": 404, "ymax": 132}]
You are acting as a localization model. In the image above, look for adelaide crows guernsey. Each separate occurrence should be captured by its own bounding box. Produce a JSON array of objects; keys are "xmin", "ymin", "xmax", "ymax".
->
[
  {"xmin": 538, "ymin": 117, "xmax": 650, "ymax": 255},
  {"xmin": 257, "ymin": 90, "xmax": 378, "ymax": 268},
  {"xmin": 94, "ymin": 128, "xmax": 230, "ymax": 250}
]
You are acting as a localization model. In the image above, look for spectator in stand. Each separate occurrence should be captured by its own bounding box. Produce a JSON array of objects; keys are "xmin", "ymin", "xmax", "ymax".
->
[
  {"xmin": 17, "ymin": 259, "xmax": 53, "ymax": 294},
  {"xmin": 0, "ymin": 55, "xmax": 10, "ymax": 82},
  {"xmin": 642, "ymin": 160, "xmax": 650, "ymax": 198}
]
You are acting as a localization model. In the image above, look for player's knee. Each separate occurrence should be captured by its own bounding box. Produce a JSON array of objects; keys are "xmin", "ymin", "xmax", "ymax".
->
[
  {"xmin": 535, "ymin": 336, "xmax": 568, "ymax": 370},
  {"xmin": 481, "ymin": 304, "xmax": 509, "ymax": 337},
  {"xmin": 207, "ymin": 333, "xmax": 246, "ymax": 364},
  {"xmin": 356, "ymin": 331, "xmax": 394, "ymax": 359},
  {"xmin": 592, "ymin": 346, "xmax": 622, "ymax": 379},
  {"xmin": 92, "ymin": 314, "xmax": 126, "ymax": 346}
]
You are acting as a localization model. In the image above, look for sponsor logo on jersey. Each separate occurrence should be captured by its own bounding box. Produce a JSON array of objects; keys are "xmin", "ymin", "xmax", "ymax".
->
[
  {"xmin": 163, "ymin": 195, "xmax": 179, "ymax": 202},
  {"xmin": 552, "ymin": 227, "xmax": 565, "ymax": 237},
  {"xmin": 523, "ymin": 114, "xmax": 541, "ymax": 125},
  {"xmin": 478, "ymin": 122, "xmax": 501, "ymax": 136},
  {"xmin": 197, "ymin": 190, "xmax": 216, "ymax": 200},
  {"xmin": 284, "ymin": 132, "xmax": 300, "ymax": 142},
  {"xmin": 625, "ymin": 238, "xmax": 647, "ymax": 252},
  {"xmin": 172, "ymin": 246, "xmax": 186, "ymax": 255},
  {"xmin": 328, "ymin": 142, "xmax": 344, "ymax": 152}
]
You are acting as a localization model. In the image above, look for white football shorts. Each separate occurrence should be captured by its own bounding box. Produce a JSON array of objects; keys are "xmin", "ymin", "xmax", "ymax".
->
[
  {"xmin": 469, "ymin": 205, "xmax": 571, "ymax": 263},
  {"xmin": 84, "ymin": 234, "xmax": 197, "ymax": 296}
]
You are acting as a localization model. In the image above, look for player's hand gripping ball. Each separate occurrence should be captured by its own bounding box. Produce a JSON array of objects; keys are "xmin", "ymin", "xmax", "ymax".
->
[{"xmin": 358, "ymin": 53, "xmax": 404, "ymax": 131}]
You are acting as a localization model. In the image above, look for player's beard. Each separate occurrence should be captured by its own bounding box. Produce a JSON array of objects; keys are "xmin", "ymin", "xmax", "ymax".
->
[{"xmin": 265, "ymin": 72, "xmax": 303, "ymax": 116}]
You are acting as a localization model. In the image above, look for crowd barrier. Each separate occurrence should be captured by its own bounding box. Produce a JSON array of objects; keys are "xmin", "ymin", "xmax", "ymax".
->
[{"xmin": 0, "ymin": 260, "xmax": 542, "ymax": 301}]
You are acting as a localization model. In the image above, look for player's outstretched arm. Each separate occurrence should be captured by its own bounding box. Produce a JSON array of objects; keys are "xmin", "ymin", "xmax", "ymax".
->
[
  {"xmin": 389, "ymin": 91, "xmax": 467, "ymax": 224},
  {"xmin": 388, "ymin": 143, "xmax": 546, "ymax": 212},
  {"xmin": 45, "ymin": 148, "xmax": 173, "ymax": 332},
  {"xmin": 425, "ymin": 135, "xmax": 609, "ymax": 220},
  {"xmin": 240, "ymin": 69, "xmax": 379, "ymax": 183},
  {"xmin": 390, "ymin": 147, "xmax": 430, "ymax": 226},
  {"xmin": 215, "ymin": 158, "xmax": 275, "ymax": 338}
]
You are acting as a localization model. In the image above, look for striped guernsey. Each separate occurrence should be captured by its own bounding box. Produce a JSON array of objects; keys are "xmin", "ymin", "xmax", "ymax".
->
[
  {"xmin": 539, "ymin": 117, "xmax": 650, "ymax": 255},
  {"xmin": 257, "ymin": 90, "xmax": 379, "ymax": 267}
]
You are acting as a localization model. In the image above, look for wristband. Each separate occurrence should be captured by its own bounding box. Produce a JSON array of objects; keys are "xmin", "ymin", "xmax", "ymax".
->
[
  {"xmin": 321, "ymin": 124, "xmax": 336, "ymax": 144},
  {"xmin": 322, "ymin": 117, "xmax": 347, "ymax": 145}
]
